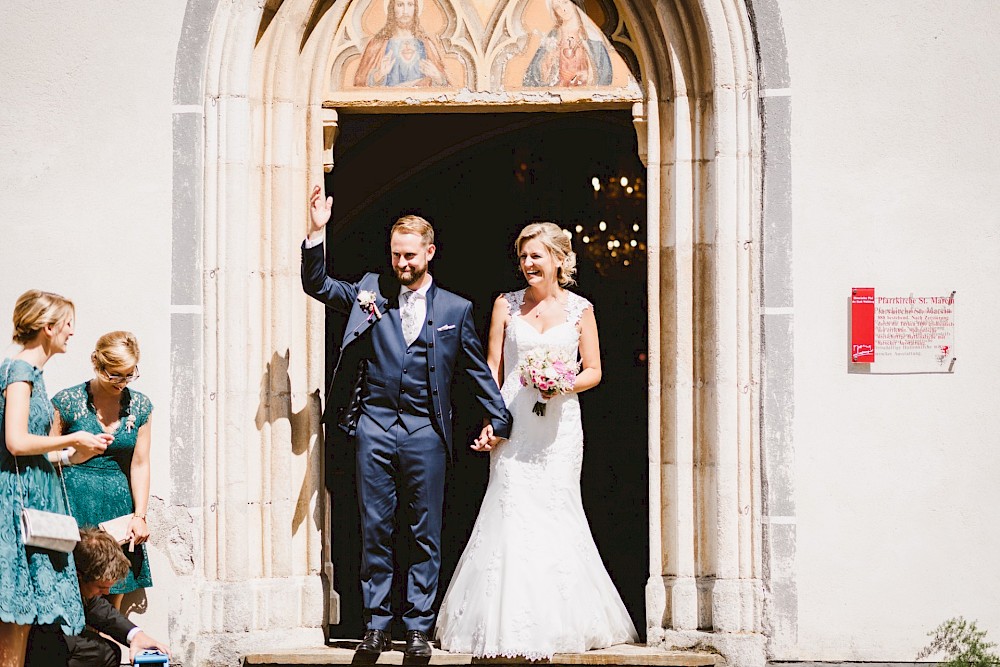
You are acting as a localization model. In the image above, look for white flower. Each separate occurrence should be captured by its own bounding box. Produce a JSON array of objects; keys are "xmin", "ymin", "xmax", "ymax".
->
[
  {"xmin": 125, "ymin": 414, "xmax": 137, "ymax": 432},
  {"xmin": 357, "ymin": 290, "xmax": 382, "ymax": 320}
]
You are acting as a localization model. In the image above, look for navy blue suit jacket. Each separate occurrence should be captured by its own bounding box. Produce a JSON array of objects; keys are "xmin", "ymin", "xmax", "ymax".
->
[{"xmin": 301, "ymin": 242, "xmax": 511, "ymax": 452}]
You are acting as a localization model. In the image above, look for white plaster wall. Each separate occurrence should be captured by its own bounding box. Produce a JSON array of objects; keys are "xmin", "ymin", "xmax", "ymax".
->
[
  {"xmin": 779, "ymin": 0, "xmax": 1000, "ymax": 660},
  {"xmin": 5, "ymin": 0, "xmax": 1000, "ymax": 663},
  {"xmin": 0, "ymin": 0, "xmax": 187, "ymax": 648}
]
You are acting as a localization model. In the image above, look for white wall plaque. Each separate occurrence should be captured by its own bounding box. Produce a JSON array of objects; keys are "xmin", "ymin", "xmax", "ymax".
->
[{"xmin": 869, "ymin": 292, "xmax": 956, "ymax": 373}]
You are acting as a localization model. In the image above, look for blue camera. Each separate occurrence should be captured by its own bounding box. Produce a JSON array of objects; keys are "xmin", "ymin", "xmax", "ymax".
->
[{"xmin": 133, "ymin": 649, "xmax": 169, "ymax": 665}]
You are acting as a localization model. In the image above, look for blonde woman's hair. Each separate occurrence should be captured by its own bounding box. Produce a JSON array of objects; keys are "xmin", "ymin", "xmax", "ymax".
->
[
  {"xmin": 390, "ymin": 215, "xmax": 435, "ymax": 246},
  {"xmin": 515, "ymin": 222, "xmax": 578, "ymax": 287},
  {"xmin": 11, "ymin": 290, "xmax": 75, "ymax": 345},
  {"xmin": 91, "ymin": 331, "xmax": 140, "ymax": 374}
]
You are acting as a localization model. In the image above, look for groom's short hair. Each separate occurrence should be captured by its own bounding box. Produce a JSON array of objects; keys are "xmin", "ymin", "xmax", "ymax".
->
[
  {"xmin": 74, "ymin": 527, "xmax": 130, "ymax": 583},
  {"xmin": 391, "ymin": 215, "xmax": 435, "ymax": 247}
]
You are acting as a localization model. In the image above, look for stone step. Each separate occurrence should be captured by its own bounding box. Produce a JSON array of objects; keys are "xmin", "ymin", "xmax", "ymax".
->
[{"xmin": 244, "ymin": 643, "xmax": 723, "ymax": 666}]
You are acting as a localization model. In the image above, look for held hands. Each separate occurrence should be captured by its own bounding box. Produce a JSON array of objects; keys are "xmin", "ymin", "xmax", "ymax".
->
[
  {"xmin": 471, "ymin": 420, "xmax": 504, "ymax": 452},
  {"xmin": 308, "ymin": 185, "xmax": 333, "ymax": 237}
]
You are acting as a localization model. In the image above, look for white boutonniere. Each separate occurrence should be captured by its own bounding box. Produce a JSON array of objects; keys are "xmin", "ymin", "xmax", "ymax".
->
[
  {"xmin": 357, "ymin": 290, "xmax": 382, "ymax": 320},
  {"xmin": 125, "ymin": 414, "xmax": 136, "ymax": 433}
]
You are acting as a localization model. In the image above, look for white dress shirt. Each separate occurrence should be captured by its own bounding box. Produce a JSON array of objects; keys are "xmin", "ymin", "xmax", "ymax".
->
[{"xmin": 399, "ymin": 277, "xmax": 432, "ymax": 346}]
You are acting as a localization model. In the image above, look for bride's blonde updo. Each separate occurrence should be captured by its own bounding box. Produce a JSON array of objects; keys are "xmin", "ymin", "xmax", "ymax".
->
[
  {"xmin": 91, "ymin": 331, "xmax": 140, "ymax": 375},
  {"xmin": 515, "ymin": 222, "xmax": 577, "ymax": 287},
  {"xmin": 11, "ymin": 290, "xmax": 75, "ymax": 344}
]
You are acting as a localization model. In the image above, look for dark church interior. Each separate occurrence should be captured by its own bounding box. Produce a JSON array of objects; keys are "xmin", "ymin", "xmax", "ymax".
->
[{"xmin": 323, "ymin": 110, "xmax": 649, "ymax": 639}]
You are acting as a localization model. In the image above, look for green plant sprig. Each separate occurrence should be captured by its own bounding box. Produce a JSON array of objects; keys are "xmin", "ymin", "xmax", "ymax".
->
[{"xmin": 918, "ymin": 617, "xmax": 1000, "ymax": 667}]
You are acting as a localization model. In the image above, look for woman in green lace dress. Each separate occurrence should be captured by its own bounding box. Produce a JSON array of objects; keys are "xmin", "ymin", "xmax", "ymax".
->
[
  {"xmin": 51, "ymin": 331, "xmax": 154, "ymax": 608},
  {"xmin": 0, "ymin": 290, "xmax": 112, "ymax": 667}
]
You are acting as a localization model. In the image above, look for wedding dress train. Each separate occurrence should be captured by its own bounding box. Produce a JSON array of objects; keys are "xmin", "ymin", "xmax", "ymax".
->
[{"xmin": 436, "ymin": 289, "xmax": 638, "ymax": 659}]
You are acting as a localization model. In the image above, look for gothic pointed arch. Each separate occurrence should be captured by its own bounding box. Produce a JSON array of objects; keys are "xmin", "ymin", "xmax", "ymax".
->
[{"xmin": 171, "ymin": 0, "xmax": 774, "ymax": 663}]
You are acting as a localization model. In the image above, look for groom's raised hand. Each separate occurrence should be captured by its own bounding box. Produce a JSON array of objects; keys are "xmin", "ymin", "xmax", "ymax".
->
[
  {"xmin": 308, "ymin": 185, "xmax": 333, "ymax": 241},
  {"xmin": 472, "ymin": 420, "xmax": 504, "ymax": 452}
]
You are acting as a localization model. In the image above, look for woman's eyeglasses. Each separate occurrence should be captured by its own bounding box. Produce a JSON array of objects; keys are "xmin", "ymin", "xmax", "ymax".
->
[{"xmin": 103, "ymin": 367, "xmax": 140, "ymax": 385}]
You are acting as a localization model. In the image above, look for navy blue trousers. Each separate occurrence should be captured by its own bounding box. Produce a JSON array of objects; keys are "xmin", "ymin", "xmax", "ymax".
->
[{"xmin": 355, "ymin": 412, "xmax": 446, "ymax": 633}]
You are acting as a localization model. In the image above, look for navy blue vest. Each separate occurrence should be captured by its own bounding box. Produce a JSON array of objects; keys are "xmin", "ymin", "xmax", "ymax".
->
[{"xmin": 360, "ymin": 308, "xmax": 434, "ymax": 433}]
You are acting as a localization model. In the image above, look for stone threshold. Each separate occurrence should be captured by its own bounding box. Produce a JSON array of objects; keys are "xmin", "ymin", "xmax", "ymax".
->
[{"xmin": 244, "ymin": 643, "xmax": 723, "ymax": 666}]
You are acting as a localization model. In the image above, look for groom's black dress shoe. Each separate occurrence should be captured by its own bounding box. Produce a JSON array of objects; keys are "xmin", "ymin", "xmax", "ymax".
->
[
  {"xmin": 356, "ymin": 629, "xmax": 392, "ymax": 655},
  {"xmin": 404, "ymin": 630, "xmax": 433, "ymax": 658}
]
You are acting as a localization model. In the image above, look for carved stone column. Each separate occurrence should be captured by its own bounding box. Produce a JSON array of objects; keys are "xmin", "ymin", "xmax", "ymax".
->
[{"xmin": 190, "ymin": 2, "xmax": 328, "ymax": 664}]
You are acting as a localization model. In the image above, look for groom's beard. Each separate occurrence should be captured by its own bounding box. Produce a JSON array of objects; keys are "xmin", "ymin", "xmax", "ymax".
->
[{"xmin": 394, "ymin": 263, "xmax": 427, "ymax": 287}]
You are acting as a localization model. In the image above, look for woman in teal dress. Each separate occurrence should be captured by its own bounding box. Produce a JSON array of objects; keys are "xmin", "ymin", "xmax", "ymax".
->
[
  {"xmin": 51, "ymin": 331, "xmax": 153, "ymax": 608},
  {"xmin": 0, "ymin": 290, "xmax": 112, "ymax": 667}
]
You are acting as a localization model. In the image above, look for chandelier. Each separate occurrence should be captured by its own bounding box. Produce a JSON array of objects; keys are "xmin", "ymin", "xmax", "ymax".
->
[{"xmin": 568, "ymin": 173, "xmax": 646, "ymax": 276}]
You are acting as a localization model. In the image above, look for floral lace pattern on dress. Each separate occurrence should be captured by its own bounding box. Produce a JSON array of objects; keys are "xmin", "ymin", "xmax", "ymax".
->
[
  {"xmin": 0, "ymin": 359, "xmax": 85, "ymax": 633},
  {"xmin": 51, "ymin": 383, "xmax": 154, "ymax": 593},
  {"xmin": 436, "ymin": 289, "xmax": 636, "ymax": 659}
]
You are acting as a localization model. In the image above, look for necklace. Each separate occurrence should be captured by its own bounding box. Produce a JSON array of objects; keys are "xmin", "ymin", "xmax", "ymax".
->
[{"xmin": 528, "ymin": 292, "xmax": 562, "ymax": 318}]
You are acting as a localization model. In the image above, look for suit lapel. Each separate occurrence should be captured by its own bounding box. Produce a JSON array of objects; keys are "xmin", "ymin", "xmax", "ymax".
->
[
  {"xmin": 378, "ymin": 273, "xmax": 407, "ymax": 350},
  {"xmin": 425, "ymin": 283, "xmax": 441, "ymax": 431},
  {"xmin": 425, "ymin": 283, "xmax": 438, "ymax": 334},
  {"xmin": 341, "ymin": 274, "xmax": 396, "ymax": 349},
  {"xmin": 377, "ymin": 273, "xmax": 397, "ymax": 314}
]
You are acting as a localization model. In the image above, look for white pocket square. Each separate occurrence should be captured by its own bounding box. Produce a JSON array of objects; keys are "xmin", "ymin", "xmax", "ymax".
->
[{"xmin": 436, "ymin": 324, "xmax": 456, "ymax": 331}]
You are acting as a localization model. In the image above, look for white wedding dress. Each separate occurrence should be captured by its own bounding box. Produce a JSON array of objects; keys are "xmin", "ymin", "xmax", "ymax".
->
[{"xmin": 436, "ymin": 289, "xmax": 638, "ymax": 659}]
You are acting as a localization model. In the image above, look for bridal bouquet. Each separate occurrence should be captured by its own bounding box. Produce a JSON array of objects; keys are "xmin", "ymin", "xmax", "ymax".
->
[{"xmin": 516, "ymin": 348, "xmax": 579, "ymax": 416}]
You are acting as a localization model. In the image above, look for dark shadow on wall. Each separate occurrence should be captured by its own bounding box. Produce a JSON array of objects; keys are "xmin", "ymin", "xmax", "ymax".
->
[{"xmin": 255, "ymin": 350, "xmax": 325, "ymax": 535}]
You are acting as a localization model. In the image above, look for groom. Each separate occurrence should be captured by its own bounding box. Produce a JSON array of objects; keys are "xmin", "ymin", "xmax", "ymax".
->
[{"xmin": 301, "ymin": 185, "xmax": 512, "ymax": 657}]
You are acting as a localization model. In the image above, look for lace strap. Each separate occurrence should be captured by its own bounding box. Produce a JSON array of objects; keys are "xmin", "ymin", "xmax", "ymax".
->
[
  {"xmin": 565, "ymin": 292, "xmax": 592, "ymax": 326},
  {"xmin": 503, "ymin": 289, "xmax": 526, "ymax": 318}
]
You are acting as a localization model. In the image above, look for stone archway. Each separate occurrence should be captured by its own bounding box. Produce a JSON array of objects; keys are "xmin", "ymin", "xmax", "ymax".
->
[{"xmin": 169, "ymin": 0, "xmax": 774, "ymax": 664}]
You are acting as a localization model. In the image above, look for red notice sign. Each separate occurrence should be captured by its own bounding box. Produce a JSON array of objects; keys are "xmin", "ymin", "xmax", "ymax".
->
[{"xmin": 851, "ymin": 287, "xmax": 875, "ymax": 362}]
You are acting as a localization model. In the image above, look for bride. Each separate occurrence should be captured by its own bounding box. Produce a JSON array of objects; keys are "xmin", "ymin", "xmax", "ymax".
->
[{"xmin": 436, "ymin": 222, "xmax": 637, "ymax": 659}]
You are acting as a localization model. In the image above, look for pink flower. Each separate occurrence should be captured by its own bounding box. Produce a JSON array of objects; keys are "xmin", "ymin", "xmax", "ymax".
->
[{"xmin": 515, "ymin": 348, "xmax": 580, "ymax": 414}]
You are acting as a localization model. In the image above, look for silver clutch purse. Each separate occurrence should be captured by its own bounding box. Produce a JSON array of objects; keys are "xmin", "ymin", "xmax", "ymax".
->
[
  {"xmin": 21, "ymin": 506, "xmax": 80, "ymax": 553},
  {"xmin": 15, "ymin": 453, "xmax": 80, "ymax": 554}
]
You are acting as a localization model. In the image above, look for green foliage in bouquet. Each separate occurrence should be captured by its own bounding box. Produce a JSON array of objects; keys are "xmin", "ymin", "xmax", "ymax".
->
[{"xmin": 917, "ymin": 617, "xmax": 1000, "ymax": 667}]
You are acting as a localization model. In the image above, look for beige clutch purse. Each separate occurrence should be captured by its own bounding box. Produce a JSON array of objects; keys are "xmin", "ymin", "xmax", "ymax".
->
[{"xmin": 99, "ymin": 513, "xmax": 134, "ymax": 547}]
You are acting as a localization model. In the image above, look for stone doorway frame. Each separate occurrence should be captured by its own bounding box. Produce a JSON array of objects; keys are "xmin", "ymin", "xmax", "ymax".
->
[{"xmin": 169, "ymin": 0, "xmax": 784, "ymax": 664}]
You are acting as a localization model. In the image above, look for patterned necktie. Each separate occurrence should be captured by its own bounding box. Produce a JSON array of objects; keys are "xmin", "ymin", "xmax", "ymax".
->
[{"xmin": 400, "ymin": 290, "xmax": 420, "ymax": 346}]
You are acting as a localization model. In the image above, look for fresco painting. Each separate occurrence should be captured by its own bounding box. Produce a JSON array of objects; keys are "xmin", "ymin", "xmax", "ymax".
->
[
  {"xmin": 337, "ymin": 0, "xmax": 634, "ymax": 93},
  {"xmin": 522, "ymin": 0, "xmax": 613, "ymax": 87},
  {"xmin": 504, "ymin": 0, "xmax": 632, "ymax": 91},
  {"xmin": 350, "ymin": 0, "xmax": 454, "ymax": 87}
]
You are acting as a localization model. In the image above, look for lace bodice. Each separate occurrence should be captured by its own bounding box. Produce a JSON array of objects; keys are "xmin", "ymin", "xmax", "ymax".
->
[
  {"xmin": 500, "ymin": 289, "xmax": 591, "ymax": 405},
  {"xmin": 436, "ymin": 290, "xmax": 637, "ymax": 658},
  {"xmin": 52, "ymin": 383, "xmax": 153, "ymax": 458},
  {"xmin": 51, "ymin": 382, "xmax": 155, "ymax": 594}
]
